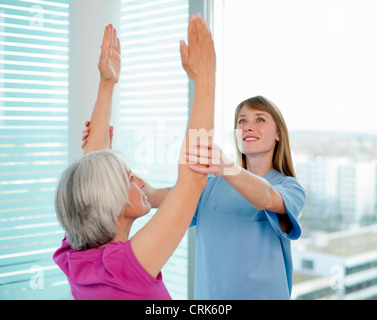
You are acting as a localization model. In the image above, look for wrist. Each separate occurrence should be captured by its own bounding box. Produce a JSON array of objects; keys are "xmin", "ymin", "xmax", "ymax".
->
[
  {"xmin": 99, "ymin": 78, "xmax": 117, "ymax": 88},
  {"xmin": 194, "ymin": 78, "xmax": 215, "ymax": 89},
  {"xmin": 223, "ymin": 162, "xmax": 243, "ymax": 179}
]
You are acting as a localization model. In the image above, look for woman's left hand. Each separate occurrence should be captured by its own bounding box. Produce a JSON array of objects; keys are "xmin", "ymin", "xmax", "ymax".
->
[
  {"xmin": 179, "ymin": 14, "xmax": 216, "ymax": 84},
  {"xmin": 185, "ymin": 142, "xmax": 241, "ymax": 177}
]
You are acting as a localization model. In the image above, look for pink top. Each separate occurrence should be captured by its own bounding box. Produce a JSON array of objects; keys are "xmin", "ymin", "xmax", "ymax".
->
[{"xmin": 53, "ymin": 237, "xmax": 171, "ymax": 300}]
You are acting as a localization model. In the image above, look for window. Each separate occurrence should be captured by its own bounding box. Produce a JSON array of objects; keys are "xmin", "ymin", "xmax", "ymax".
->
[
  {"xmin": 0, "ymin": 0, "xmax": 70, "ymax": 299},
  {"xmin": 120, "ymin": 0, "xmax": 190, "ymax": 300},
  {"xmin": 302, "ymin": 260, "xmax": 314, "ymax": 270},
  {"xmin": 1, "ymin": 0, "xmax": 193, "ymax": 301},
  {"xmin": 214, "ymin": 0, "xmax": 377, "ymax": 300}
]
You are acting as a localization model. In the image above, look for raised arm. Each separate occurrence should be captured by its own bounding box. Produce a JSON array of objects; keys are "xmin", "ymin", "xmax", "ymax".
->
[
  {"xmin": 130, "ymin": 14, "xmax": 216, "ymax": 278},
  {"xmin": 83, "ymin": 24, "xmax": 121, "ymax": 155}
]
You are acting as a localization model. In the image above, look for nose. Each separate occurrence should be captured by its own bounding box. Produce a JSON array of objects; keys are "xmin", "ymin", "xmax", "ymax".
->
[
  {"xmin": 245, "ymin": 124, "xmax": 254, "ymax": 132},
  {"xmin": 135, "ymin": 176, "xmax": 145, "ymax": 189}
]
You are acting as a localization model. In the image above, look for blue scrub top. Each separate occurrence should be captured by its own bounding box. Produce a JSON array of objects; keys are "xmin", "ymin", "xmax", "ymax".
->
[{"xmin": 190, "ymin": 169, "xmax": 306, "ymax": 300}]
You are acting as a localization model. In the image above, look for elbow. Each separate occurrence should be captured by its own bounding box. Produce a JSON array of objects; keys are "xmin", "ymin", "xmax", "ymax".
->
[{"xmin": 255, "ymin": 188, "xmax": 273, "ymax": 211}]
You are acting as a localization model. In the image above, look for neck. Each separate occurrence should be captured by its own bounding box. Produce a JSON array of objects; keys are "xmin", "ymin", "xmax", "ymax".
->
[
  {"xmin": 245, "ymin": 154, "xmax": 274, "ymax": 177},
  {"xmin": 112, "ymin": 216, "xmax": 134, "ymax": 243}
]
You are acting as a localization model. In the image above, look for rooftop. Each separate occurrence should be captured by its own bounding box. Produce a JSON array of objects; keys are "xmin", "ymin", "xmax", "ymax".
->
[{"xmin": 295, "ymin": 225, "xmax": 377, "ymax": 257}]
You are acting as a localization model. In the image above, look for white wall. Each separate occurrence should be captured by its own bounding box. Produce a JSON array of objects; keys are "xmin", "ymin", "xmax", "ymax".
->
[{"xmin": 68, "ymin": 0, "xmax": 121, "ymax": 162}]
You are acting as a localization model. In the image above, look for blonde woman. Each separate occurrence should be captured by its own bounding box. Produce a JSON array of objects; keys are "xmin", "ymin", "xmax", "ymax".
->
[
  {"xmin": 54, "ymin": 15, "xmax": 216, "ymax": 300},
  {"xmin": 184, "ymin": 96, "xmax": 306, "ymax": 299}
]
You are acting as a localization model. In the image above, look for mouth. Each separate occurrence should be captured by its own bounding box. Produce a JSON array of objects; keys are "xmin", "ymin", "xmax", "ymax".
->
[
  {"xmin": 141, "ymin": 192, "xmax": 148, "ymax": 201},
  {"xmin": 243, "ymin": 136, "xmax": 259, "ymax": 142}
]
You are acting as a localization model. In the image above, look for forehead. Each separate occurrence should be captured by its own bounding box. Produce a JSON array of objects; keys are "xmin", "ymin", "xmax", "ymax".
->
[
  {"xmin": 237, "ymin": 106, "xmax": 271, "ymax": 118},
  {"xmin": 124, "ymin": 164, "xmax": 131, "ymax": 176}
]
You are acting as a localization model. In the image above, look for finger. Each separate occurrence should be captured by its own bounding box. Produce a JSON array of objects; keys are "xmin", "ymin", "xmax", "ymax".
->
[
  {"xmin": 203, "ymin": 25, "xmax": 214, "ymax": 51},
  {"xmin": 99, "ymin": 46, "xmax": 108, "ymax": 64},
  {"xmin": 188, "ymin": 14, "xmax": 198, "ymax": 48},
  {"xmin": 102, "ymin": 25, "xmax": 109, "ymax": 47},
  {"xmin": 188, "ymin": 165, "xmax": 213, "ymax": 175},
  {"xmin": 187, "ymin": 138, "xmax": 214, "ymax": 150},
  {"xmin": 82, "ymin": 131, "xmax": 89, "ymax": 140},
  {"xmin": 185, "ymin": 150, "xmax": 211, "ymax": 165},
  {"xmin": 81, "ymin": 140, "xmax": 87, "ymax": 150},
  {"xmin": 113, "ymin": 27, "xmax": 117, "ymax": 50},
  {"xmin": 179, "ymin": 40, "xmax": 188, "ymax": 69},
  {"xmin": 184, "ymin": 154, "xmax": 198, "ymax": 164},
  {"xmin": 116, "ymin": 37, "xmax": 121, "ymax": 55},
  {"xmin": 99, "ymin": 45, "xmax": 106, "ymax": 62},
  {"xmin": 108, "ymin": 24, "xmax": 113, "ymax": 49},
  {"xmin": 198, "ymin": 19, "xmax": 213, "ymax": 52},
  {"xmin": 85, "ymin": 121, "xmax": 90, "ymax": 127},
  {"xmin": 197, "ymin": 17, "xmax": 207, "ymax": 40},
  {"xmin": 186, "ymin": 145, "xmax": 212, "ymax": 156}
]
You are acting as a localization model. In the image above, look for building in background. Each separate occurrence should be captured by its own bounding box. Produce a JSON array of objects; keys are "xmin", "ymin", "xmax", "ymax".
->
[
  {"xmin": 290, "ymin": 132, "xmax": 377, "ymax": 299},
  {"xmin": 292, "ymin": 225, "xmax": 377, "ymax": 300},
  {"xmin": 294, "ymin": 154, "xmax": 377, "ymax": 233}
]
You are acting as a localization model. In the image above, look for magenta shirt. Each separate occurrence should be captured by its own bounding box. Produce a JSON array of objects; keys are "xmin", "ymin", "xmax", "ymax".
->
[{"xmin": 53, "ymin": 237, "xmax": 171, "ymax": 300}]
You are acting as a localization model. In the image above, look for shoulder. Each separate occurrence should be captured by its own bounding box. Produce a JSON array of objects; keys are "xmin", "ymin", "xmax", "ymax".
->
[
  {"xmin": 267, "ymin": 170, "xmax": 305, "ymax": 194},
  {"xmin": 104, "ymin": 241, "xmax": 162, "ymax": 284},
  {"xmin": 266, "ymin": 170, "xmax": 307, "ymax": 214}
]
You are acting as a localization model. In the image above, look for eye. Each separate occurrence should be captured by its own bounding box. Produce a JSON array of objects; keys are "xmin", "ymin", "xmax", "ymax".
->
[
  {"xmin": 238, "ymin": 119, "xmax": 246, "ymax": 124},
  {"xmin": 257, "ymin": 117, "xmax": 265, "ymax": 122}
]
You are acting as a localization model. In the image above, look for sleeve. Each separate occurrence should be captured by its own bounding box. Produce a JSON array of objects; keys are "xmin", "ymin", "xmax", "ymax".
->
[{"xmin": 264, "ymin": 177, "xmax": 306, "ymax": 240}]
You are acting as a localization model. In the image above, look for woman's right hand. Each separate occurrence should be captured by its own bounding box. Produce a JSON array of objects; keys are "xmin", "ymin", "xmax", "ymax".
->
[
  {"xmin": 81, "ymin": 121, "xmax": 114, "ymax": 150},
  {"xmin": 98, "ymin": 24, "xmax": 121, "ymax": 84},
  {"xmin": 185, "ymin": 141, "xmax": 241, "ymax": 177}
]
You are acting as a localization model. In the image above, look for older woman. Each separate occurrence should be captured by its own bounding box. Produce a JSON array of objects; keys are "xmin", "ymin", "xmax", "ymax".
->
[{"xmin": 53, "ymin": 14, "xmax": 216, "ymax": 300}]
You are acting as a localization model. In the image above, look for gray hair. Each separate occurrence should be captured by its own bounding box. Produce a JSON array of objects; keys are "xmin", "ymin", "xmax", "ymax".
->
[{"xmin": 55, "ymin": 150, "xmax": 131, "ymax": 250}]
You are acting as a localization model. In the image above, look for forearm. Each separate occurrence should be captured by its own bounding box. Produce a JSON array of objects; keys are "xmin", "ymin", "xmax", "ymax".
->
[
  {"xmin": 179, "ymin": 79, "xmax": 215, "ymax": 184},
  {"xmin": 84, "ymin": 80, "xmax": 114, "ymax": 154},
  {"xmin": 224, "ymin": 167, "xmax": 286, "ymax": 214},
  {"xmin": 186, "ymin": 79, "xmax": 215, "ymax": 133},
  {"xmin": 143, "ymin": 181, "xmax": 170, "ymax": 209}
]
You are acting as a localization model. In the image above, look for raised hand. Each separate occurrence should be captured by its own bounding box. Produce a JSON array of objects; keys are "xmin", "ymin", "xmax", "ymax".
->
[
  {"xmin": 179, "ymin": 14, "xmax": 216, "ymax": 84},
  {"xmin": 98, "ymin": 24, "xmax": 121, "ymax": 84},
  {"xmin": 185, "ymin": 142, "xmax": 241, "ymax": 177}
]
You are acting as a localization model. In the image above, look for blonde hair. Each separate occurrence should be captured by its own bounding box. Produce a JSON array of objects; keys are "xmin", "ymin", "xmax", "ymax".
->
[
  {"xmin": 55, "ymin": 150, "xmax": 131, "ymax": 250},
  {"xmin": 233, "ymin": 96, "xmax": 296, "ymax": 178}
]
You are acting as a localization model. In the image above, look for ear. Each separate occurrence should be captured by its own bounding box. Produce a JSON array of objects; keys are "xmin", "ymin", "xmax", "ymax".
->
[{"xmin": 275, "ymin": 133, "xmax": 280, "ymax": 142}]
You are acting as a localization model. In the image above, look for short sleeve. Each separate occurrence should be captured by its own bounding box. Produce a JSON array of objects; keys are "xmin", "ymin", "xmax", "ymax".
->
[{"xmin": 264, "ymin": 177, "xmax": 306, "ymax": 240}]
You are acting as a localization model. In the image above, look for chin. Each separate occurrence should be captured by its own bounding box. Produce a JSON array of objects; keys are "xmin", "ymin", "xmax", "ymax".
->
[{"xmin": 144, "ymin": 203, "xmax": 152, "ymax": 215}]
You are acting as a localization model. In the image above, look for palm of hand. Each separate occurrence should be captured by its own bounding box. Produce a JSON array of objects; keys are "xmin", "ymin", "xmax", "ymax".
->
[
  {"xmin": 98, "ymin": 24, "xmax": 121, "ymax": 83},
  {"xmin": 99, "ymin": 48, "xmax": 121, "ymax": 83}
]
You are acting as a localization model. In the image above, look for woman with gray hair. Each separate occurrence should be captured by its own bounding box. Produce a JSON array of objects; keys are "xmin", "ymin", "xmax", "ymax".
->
[{"xmin": 53, "ymin": 15, "xmax": 216, "ymax": 300}]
